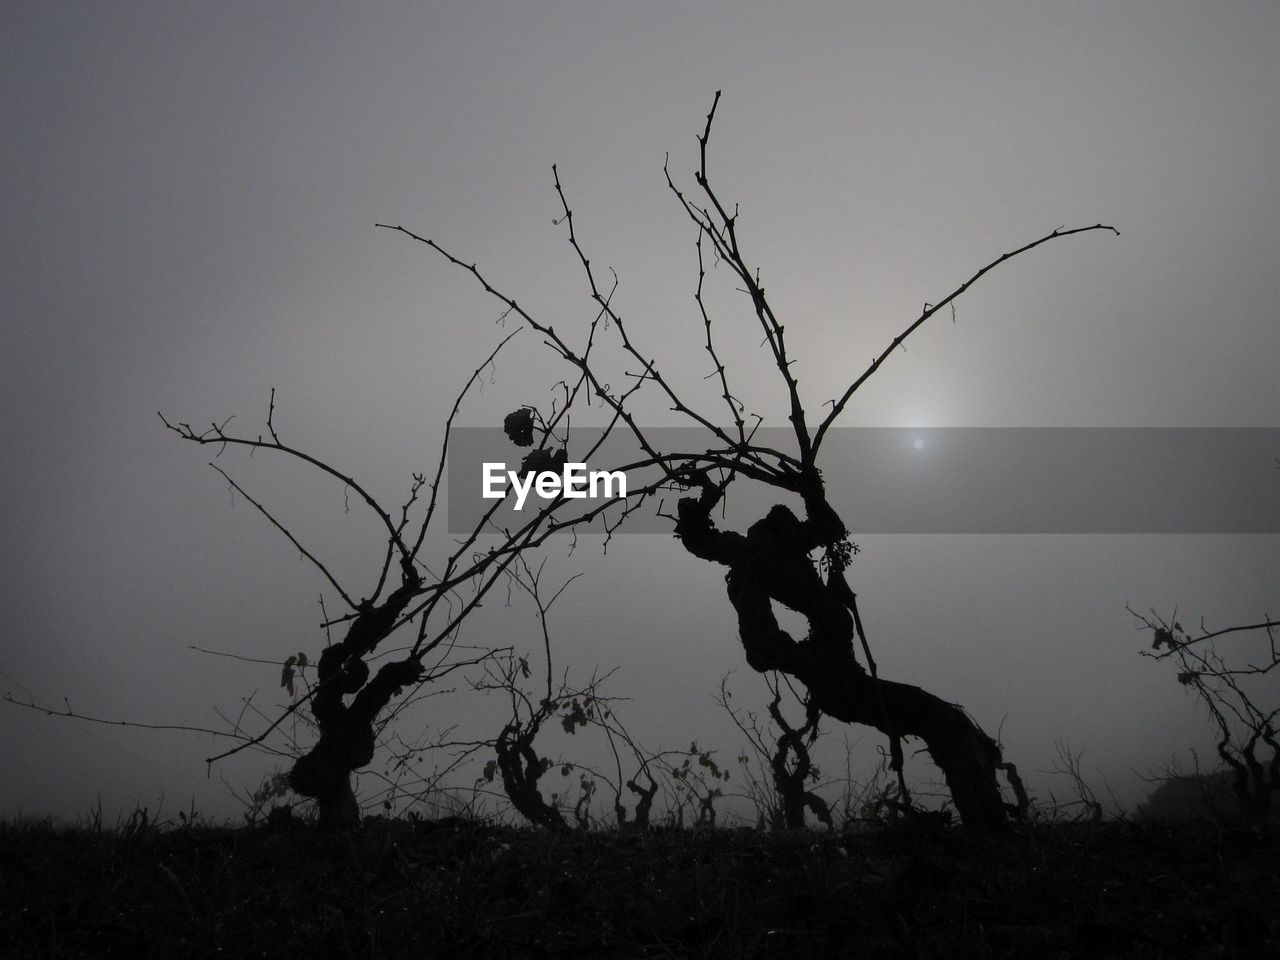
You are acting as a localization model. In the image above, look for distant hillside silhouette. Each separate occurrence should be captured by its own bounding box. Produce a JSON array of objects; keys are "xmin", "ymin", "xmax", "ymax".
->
[{"xmin": 1138, "ymin": 769, "xmax": 1278, "ymax": 822}]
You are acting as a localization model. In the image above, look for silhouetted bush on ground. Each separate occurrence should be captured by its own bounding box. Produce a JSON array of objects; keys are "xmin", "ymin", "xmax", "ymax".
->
[{"xmin": 4, "ymin": 816, "xmax": 1276, "ymax": 958}]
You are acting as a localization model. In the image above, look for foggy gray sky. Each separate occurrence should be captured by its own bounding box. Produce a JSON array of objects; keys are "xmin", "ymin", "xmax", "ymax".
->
[{"xmin": 3, "ymin": 1, "xmax": 1277, "ymax": 823}]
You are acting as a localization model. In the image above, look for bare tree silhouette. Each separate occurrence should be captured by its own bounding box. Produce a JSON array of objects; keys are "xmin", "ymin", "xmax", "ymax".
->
[
  {"xmin": 152, "ymin": 341, "xmax": 667, "ymax": 826},
  {"xmin": 386, "ymin": 92, "xmax": 1117, "ymax": 828},
  {"xmin": 1132, "ymin": 608, "xmax": 1279, "ymax": 820}
]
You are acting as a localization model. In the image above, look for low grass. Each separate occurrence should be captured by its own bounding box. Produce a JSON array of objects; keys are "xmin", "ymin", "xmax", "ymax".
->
[{"xmin": 2, "ymin": 814, "xmax": 1276, "ymax": 958}]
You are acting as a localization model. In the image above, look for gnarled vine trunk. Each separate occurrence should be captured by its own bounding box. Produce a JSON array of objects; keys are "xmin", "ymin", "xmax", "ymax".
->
[
  {"xmin": 676, "ymin": 477, "xmax": 1008, "ymax": 830},
  {"xmin": 495, "ymin": 722, "xmax": 569, "ymax": 831},
  {"xmin": 289, "ymin": 568, "xmax": 424, "ymax": 827}
]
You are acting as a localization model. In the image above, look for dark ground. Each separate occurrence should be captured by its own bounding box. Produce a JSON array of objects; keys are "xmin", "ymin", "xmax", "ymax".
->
[{"xmin": 2, "ymin": 816, "xmax": 1276, "ymax": 958}]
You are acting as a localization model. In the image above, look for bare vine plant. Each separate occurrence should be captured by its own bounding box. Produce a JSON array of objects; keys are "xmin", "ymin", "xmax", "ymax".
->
[
  {"xmin": 1132, "ymin": 607, "xmax": 1280, "ymax": 819},
  {"xmin": 718, "ymin": 674, "xmax": 833, "ymax": 830},
  {"xmin": 383, "ymin": 91, "xmax": 1119, "ymax": 828},
  {"xmin": 142, "ymin": 333, "xmax": 676, "ymax": 826}
]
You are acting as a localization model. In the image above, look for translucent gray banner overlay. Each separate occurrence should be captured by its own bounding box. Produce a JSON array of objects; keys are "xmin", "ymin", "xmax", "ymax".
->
[{"xmin": 448, "ymin": 428, "xmax": 1280, "ymax": 534}]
